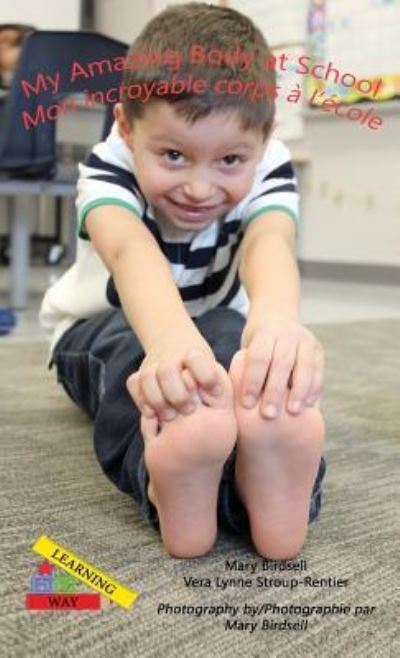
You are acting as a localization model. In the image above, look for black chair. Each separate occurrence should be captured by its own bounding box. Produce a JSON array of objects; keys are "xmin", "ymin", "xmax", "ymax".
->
[{"xmin": 0, "ymin": 30, "xmax": 127, "ymax": 307}]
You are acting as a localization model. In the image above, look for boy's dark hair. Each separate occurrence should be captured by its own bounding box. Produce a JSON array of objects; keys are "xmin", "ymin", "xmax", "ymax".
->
[
  {"xmin": 121, "ymin": 2, "xmax": 276, "ymax": 138},
  {"xmin": 0, "ymin": 24, "xmax": 36, "ymax": 45}
]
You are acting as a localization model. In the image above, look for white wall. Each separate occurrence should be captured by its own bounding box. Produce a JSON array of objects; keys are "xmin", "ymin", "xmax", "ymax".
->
[
  {"xmin": 1, "ymin": 1, "xmax": 398, "ymax": 270},
  {"xmin": 297, "ymin": 104, "xmax": 400, "ymax": 267},
  {"xmin": 93, "ymin": 0, "xmax": 224, "ymax": 43},
  {"xmin": 0, "ymin": 0, "xmax": 81, "ymax": 29},
  {"xmin": 93, "ymin": 0, "xmax": 150, "ymax": 43}
]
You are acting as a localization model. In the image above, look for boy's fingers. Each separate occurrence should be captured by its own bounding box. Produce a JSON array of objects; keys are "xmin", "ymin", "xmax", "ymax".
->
[
  {"xmin": 181, "ymin": 368, "xmax": 202, "ymax": 408},
  {"xmin": 126, "ymin": 372, "xmax": 140, "ymax": 406},
  {"xmin": 126, "ymin": 373, "xmax": 155, "ymax": 417},
  {"xmin": 240, "ymin": 336, "xmax": 275, "ymax": 407},
  {"xmin": 287, "ymin": 339, "xmax": 315, "ymax": 413},
  {"xmin": 305, "ymin": 346, "xmax": 325, "ymax": 405},
  {"xmin": 156, "ymin": 361, "xmax": 194, "ymax": 412},
  {"xmin": 140, "ymin": 366, "xmax": 178, "ymax": 419},
  {"xmin": 181, "ymin": 368, "xmax": 197, "ymax": 391},
  {"xmin": 261, "ymin": 340, "xmax": 297, "ymax": 417},
  {"xmin": 184, "ymin": 349, "xmax": 222, "ymax": 395},
  {"xmin": 140, "ymin": 413, "xmax": 160, "ymax": 439}
]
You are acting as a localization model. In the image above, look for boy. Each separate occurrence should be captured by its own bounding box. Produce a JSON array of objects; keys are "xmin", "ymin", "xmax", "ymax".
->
[
  {"xmin": 0, "ymin": 24, "xmax": 35, "ymax": 88},
  {"xmin": 40, "ymin": 3, "xmax": 326, "ymax": 559}
]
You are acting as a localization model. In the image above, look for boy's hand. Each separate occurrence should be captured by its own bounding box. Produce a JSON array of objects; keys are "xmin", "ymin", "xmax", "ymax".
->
[
  {"xmin": 126, "ymin": 335, "xmax": 223, "ymax": 422},
  {"xmin": 232, "ymin": 320, "xmax": 324, "ymax": 418}
]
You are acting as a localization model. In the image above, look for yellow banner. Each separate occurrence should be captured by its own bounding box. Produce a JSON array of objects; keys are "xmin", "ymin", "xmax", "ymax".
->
[{"xmin": 32, "ymin": 535, "xmax": 139, "ymax": 609}]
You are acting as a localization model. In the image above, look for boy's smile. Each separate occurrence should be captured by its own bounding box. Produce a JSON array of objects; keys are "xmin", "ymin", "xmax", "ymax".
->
[
  {"xmin": 162, "ymin": 195, "xmax": 223, "ymax": 226},
  {"xmin": 115, "ymin": 101, "xmax": 267, "ymax": 232}
]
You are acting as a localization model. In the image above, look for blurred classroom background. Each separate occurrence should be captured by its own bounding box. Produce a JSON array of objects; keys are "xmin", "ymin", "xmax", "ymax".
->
[
  {"xmin": 1, "ymin": 4, "xmax": 399, "ymax": 655},
  {"xmin": 0, "ymin": 0, "xmax": 399, "ymax": 340}
]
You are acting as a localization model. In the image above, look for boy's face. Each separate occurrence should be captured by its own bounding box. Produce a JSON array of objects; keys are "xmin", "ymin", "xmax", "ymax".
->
[
  {"xmin": 0, "ymin": 29, "xmax": 21, "ymax": 73},
  {"xmin": 115, "ymin": 101, "xmax": 268, "ymax": 233}
]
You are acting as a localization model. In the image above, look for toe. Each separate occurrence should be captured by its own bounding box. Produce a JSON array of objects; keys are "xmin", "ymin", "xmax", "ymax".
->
[{"xmin": 141, "ymin": 414, "xmax": 160, "ymax": 441}]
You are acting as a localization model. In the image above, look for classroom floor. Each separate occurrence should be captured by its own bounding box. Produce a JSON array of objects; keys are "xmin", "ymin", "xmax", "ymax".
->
[
  {"xmin": 1, "ymin": 319, "xmax": 398, "ymax": 657},
  {"xmin": 1, "ymin": 265, "xmax": 400, "ymax": 341},
  {"xmin": 1, "ymin": 265, "xmax": 398, "ymax": 657}
]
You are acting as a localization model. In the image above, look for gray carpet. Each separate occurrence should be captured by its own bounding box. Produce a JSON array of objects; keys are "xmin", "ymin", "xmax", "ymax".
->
[{"xmin": 0, "ymin": 319, "xmax": 398, "ymax": 658}]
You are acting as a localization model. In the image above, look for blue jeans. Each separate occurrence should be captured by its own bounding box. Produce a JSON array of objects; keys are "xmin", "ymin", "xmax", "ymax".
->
[{"xmin": 51, "ymin": 307, "xmax": 326, "ymax": 534}]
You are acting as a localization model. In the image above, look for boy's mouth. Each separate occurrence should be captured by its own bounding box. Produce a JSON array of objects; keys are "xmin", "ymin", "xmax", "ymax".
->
[{"xmin": 166, "ymin": 197, "xmax": 221, "ymax": 219}]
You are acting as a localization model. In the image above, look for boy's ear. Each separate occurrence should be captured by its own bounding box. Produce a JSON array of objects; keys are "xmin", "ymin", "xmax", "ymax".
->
[
  {"xmin": 257, "ymin": 121, "xmax": 276, "ymax": 157},
  {"xmin": 114, "ymin": 103, "xmax": 134, "ymax": 147},
  {"xmin": 256, "ymin": 125, "xmax": 273, "ymax": 159},
  {"xmin": 268, "ymin": 120, "xmax": 278, "ymax": 139}
]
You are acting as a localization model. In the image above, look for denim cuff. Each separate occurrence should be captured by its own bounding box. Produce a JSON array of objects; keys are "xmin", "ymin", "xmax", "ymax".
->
[
  {"xmin": 308, "ymin": 455, "xmax": 327, "ymax": 524},
  {"xmin": 136, "ymin": 453, "xmax": 160, "ymax": 529}
]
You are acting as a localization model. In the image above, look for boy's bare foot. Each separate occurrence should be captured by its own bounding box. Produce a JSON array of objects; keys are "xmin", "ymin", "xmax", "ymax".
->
[
  {"xmin": 229, "ymin": 351, "xmax": 325, "ymax": 560},
  {"xmin": 141, "ymin": 364, "xmax": 237, "ymax": 558}
]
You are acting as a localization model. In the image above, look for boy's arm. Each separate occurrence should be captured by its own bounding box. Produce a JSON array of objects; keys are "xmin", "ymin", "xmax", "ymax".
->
[
  {"xmin": 236, "ymin": 210, "xmax": 324, "ymax": 417},
  {"xmin": 85, "ymin": 206, "xmax": 223, "ymax": 417},
  {"xmin": 239, "ymin": 210, "xmax": 300, "ymax": 346},
  {"xmin": 85, "ymin": 205, "xmax": 198, "ymax": 352}
]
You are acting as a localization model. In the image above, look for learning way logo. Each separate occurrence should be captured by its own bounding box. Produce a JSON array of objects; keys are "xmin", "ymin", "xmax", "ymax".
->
[
  {"xmin": 26, "ymin": 535, "xmax": 140, "ymax": 611},
  {"xmin": 26, "ymin": 559, "xmax": 107, "ymax": 611}
]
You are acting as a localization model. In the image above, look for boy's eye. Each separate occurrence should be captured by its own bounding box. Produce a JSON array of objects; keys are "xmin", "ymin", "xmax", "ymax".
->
[
  {"xmin": 222, "ymin": 154, "xmax": 243, "ymax": 166},
  {"xmin": 162, "ymin": 149, "xmax": 184, "ymax": 163},
  {"xmin": 159, "ymin": 150, "xmax": 245, "ymax": 166}
]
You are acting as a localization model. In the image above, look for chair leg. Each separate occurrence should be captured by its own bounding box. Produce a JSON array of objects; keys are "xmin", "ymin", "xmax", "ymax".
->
[
  {"xmin": 55, "ymin": 196, "xmax": 63, "ymax": 243},
  {"xmin": 10, "ymin": 196, "xmax": 32, "ymax": 309},
  {"xmin": 65, "ymin": 196, "xmax": 77, "ymax": 264}
]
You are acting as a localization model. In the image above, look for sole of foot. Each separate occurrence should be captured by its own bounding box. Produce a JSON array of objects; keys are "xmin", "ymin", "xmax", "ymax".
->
[
  {"xmin": 141, "ymin": 363, "xmax": 237, "ymax": 558},
  {"xmin": 229, "ymin": 350, "xmax": 325, "ymax": 560}
]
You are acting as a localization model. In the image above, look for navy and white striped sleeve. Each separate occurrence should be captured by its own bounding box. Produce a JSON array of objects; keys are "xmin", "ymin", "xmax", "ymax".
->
[
  {"xmin": 76, "ymin": 123, "xmax": 145, "ymax": 240},
  {"xmin": 241, "ymin": 138, "xmax": 299, "ymax": 228}
]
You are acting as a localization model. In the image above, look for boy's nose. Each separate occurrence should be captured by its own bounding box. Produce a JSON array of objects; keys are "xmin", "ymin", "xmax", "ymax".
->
[{"xmin": 183, "ymin": 177, "xmax": 216, "ymax": 204}]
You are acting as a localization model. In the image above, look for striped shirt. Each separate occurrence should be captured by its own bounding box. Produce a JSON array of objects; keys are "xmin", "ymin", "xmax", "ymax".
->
[{"xmin": 40, "ymin": 122, "xmax": 299, "ymax": 352}]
